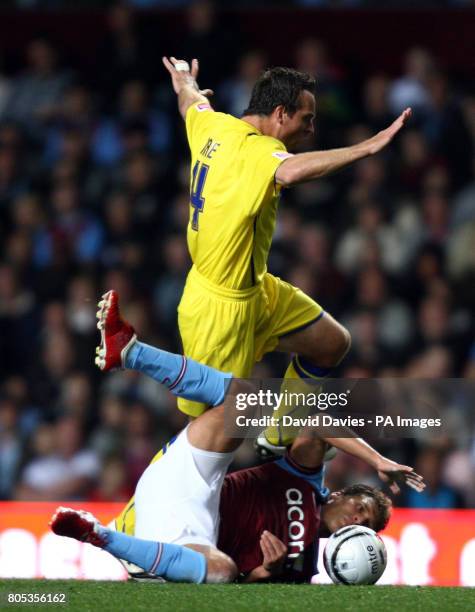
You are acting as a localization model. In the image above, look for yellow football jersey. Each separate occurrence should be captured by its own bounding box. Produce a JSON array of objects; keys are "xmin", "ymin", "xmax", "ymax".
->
[{"xmin": 185, "ymin": 103, "xmax": 292, "ymax": 290}]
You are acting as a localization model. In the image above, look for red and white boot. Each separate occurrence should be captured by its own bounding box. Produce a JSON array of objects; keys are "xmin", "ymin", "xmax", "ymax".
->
[
  {"xmin": 95, "ymin": 290, "xmax": 136, "ymax": 371},
  {"xmin": 50, "ymin": 507, "xmax": 106, "ymax": 548}
]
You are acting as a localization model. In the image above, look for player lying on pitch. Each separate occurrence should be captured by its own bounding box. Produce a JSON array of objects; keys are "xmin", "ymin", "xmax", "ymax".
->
[{"xmin": 50, "ymin": 291, "xmax": 424, "ymax": 583}]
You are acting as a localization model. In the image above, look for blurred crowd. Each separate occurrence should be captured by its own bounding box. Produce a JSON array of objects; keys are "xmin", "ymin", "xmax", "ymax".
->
[{"xmin": 0, "ymin": 1, "xmax": 474, "ymax": 511}]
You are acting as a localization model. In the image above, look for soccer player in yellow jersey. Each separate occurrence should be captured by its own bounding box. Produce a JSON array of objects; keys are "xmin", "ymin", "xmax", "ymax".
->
[{"xmin": 162, "ymin": 56, "xmax": 411, "ymax": 448}]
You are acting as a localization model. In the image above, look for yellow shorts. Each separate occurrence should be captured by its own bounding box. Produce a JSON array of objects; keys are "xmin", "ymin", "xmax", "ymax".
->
[{"xmin": 177, "ymin": 266, "xmax": 324, "ymax": 417}]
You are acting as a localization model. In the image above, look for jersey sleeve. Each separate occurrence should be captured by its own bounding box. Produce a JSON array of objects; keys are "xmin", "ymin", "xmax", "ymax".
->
[
  {"xmin": 244, "ymin": 136, "xmax": 293, "ymax": 215},
  {"xmin": 185, "ymin": 102, "xmax": 217, "ymax": 152}
]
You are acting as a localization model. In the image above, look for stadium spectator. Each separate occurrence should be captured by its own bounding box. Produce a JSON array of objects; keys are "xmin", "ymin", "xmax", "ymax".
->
[
  {"xmin": 179, "ymin": 0, "xmax": 241, "ymax": 90},
  {"xmin": 0, "ymin": 397, "xmax": 22, "ymax": 499},
  {"xmin": 98, "ymin": 3, "xmax": 157, "ymax": 99},
  {"xmin": 42, "ymin": 84, "xmax": 95, "ymax": 170},
  {"xmin": 90, "ymin": 394, "xmax": 127, "ymax": 458},
  {"xmin": 0, "ymin": 124, "xmax": 30, "ymax": 213},
  {"xmin": 15, "ymin": 415, "xmax": 100, "ymax": 501},
  {"xmin": 122, "ymin": 401, "xmax": 158, "ymax": 490},
  {"xmin": 361, "ymin": 75, "xmax": 393, "ymax": 132},
  {"xmin": 423, "ymin": 71, "xmax": 473, "ymax": 188},
  {"xmin": 1, "ymin": 38, "xmax": 72, "ymax": 139},
  {"xmin": 451, "ymin": 155, "xmax": 475, "ymax": 228},
  {"xmin": 153, "ymin": 234, "xmax": 190, "ymax": 327},
  {"xmin": 92, "ymin": 79, "xmax": 171, "ymax": 166},
  {"xmin": 335, "ymin": 202, "xmax": 409, "ymax": 275},
  {"xmin": 388, "ymin": 47, "xmax": 434, "ymax": 117},
  {"xmin": 0, "ymin": 55, "xmax": 11, "ymax": 116},
  {"xmin": 0, "ymin": 264, "xmax": 37, "ymax": 377},
  {"xmin": 402, "ymin": 446, "xmax": 465, "ymax": 508},
  {"xmin": 89, "ymin": 455, "xmax": 132, "ymax": 502},
  {"xmin": 57, "ymin": 372, "xmax": 94, "ymax": 422},
  {"xmin": 294, "ymin": 37, "xmax": 350, "ymax": 149},
  {"xmin": 219, "ymin": 50, "xmax": 268, "ymax": 118}
]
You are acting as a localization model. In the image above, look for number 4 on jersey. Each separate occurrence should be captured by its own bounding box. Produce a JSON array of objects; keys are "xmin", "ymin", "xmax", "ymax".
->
[{"xmin": 190, "ymin": 161, "xmax": 209, "ymax": 231}]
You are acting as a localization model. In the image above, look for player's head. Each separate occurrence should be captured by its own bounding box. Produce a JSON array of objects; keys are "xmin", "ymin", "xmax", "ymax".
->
[
  {"xmin": 321, "ymin": 484, "xmax": 392, "ymax": 534},
  {"xmin": 242, "ymin": 67, "xmax": 316, "ymax": 150}
]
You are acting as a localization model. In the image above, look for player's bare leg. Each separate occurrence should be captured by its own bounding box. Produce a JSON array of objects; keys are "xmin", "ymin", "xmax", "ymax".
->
[
  {"xmin": 288, "ymin": 436, "xmax": 330, "ymax": 469},
  {"xmin": 187, "ymin": 378, "xmax": 256, "ymax": 453},
  {"xmin": 260, "ymin": 312, "xmax": 350, "ymax": 450},
  {"xmin": 50, "ymin": 506, "xmax": 217, "ymax": 583},
  {"xmin": 185, "ymin": 545, "xmax": 237, "ymax": 583},
  {"xmin": 277, "ymin": 312, "xmax": 351, "ymax": 366}
]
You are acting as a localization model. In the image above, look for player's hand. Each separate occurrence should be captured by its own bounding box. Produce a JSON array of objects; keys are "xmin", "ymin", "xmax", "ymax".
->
[
  {"xmin": 260, "ymin": 530, "xmax": 287, "ymax": 576},
  {"xmin": 366, "ymin": 107, "xmax": 412, "ymax": 155},
  {"xmin": 374, "ymin": 456, "xmax": 425, "ymax": 494},
  {"xmin": 162, "ymin": 56, "xmax": 213, "ymax": 98}
]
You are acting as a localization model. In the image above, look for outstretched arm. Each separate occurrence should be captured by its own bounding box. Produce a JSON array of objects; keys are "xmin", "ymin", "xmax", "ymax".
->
[
  {"xmin": 323, "ymin": 436, "xmax": 425, "ymax": 495},
  {"xmin": 275, "ymin": 108, "xmax": 412, "ymax": 187},
  {"xmin": 290, "ymin": 432, "xmax": 425, "ymax": 495},
  {"xmin": 162, "ymin": 56, "xmax": 214, "ymax": 120}
]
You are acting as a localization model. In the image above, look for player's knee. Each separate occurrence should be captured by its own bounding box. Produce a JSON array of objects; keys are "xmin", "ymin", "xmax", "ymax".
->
[
  {"xmin": 291, "ymin": 434, "xmax": 326, "ymax": 455},
  {"xmin": 336, "ymin": 326, "xmax": 351, "ymax": 362},
  {"xmin": 205, "ymin": 552, "xmax": 238, "ymax": 583},
  {"xmin": 311, "ymin": 324, "xmax": 351, "ymax": 367},
  {"xmin": 228, "ymin": 379, "xmax": 255, "ymax": 400},
  {"xmin": 290, "ymin": 434, "xmax": 328, "ymax": 466}
]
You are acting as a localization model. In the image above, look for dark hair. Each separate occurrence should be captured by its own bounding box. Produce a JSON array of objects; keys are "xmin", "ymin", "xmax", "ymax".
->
[
  {"xmin": 243, "ymin": 67, "xmax": 315, "ymax": 117},
  {"xmin": 341, "ymin": 484, "xmax": 392, "ymax": 532}
]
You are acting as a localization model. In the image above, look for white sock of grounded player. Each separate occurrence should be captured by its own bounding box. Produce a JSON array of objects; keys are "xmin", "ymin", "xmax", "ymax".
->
[
  {"xmin": 125, "ymin": 341, "xmax": 232, "ymax": 406},
  {"xmin": 97, "ymin": 527, "xmax": 207, "ymax": 583}
]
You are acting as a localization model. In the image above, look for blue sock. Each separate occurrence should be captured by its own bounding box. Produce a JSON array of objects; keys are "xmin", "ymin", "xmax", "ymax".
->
[
  {"xmin": 98, "ymin": 528, "xmax": 207, "ymax": 583},
  {"xmin": 125, "ymin": 341, "xmax": 232, "ymax": 407},
  {"xmin": 293, "ymin": 355, "xmax": 333, "ymax": 379}
]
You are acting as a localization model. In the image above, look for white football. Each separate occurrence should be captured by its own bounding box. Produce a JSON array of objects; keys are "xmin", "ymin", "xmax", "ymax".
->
[{"xmin": 323, "ymin": 525, "xmax": 387, "ymax": 585}]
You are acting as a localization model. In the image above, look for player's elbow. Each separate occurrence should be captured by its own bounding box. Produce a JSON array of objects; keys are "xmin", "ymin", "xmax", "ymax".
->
[
  {"xmin": 179, "ymin": 100, "xmax": 192, "ymax": 121},
  {"xmin": 275, "ymin": 161, "xmax": 300, "ymax": 188}
]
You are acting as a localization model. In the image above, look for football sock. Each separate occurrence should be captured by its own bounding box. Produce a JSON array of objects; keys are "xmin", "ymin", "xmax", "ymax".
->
[
  {"xmin": 125, "ymin": 341, "xmax": 232, "ymax": 407},
  {"xmin": 263, "ymin": 355, "xmax": 332, "ymax": 447},
  {"xmin": 98, "ymin": 527, "xmax": 207, "ymax": 583}
]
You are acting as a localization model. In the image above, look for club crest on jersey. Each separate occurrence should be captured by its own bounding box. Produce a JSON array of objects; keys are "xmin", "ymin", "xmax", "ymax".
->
[
  {"xmin": 196, "ymin": 103, "xmax": 212, "ymax": 112},
  {"xmin": 272, "ymin": 151, "xmax": 293, "ymax": 160}
]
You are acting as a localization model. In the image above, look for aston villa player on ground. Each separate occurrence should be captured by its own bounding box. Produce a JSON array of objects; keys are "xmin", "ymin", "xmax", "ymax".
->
[
  {"xmin": 218, "ymin": 446, "xmax": 391, "ymax": 582},
  {"xmin": 51, "ymin": 291, "xmax": 423, "ymax": 584}
]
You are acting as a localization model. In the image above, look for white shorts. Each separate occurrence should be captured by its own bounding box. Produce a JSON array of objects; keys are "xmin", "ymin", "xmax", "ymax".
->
[{"xmin": 134, "ymin": 427, "xmax": 234, "ymax": 548}]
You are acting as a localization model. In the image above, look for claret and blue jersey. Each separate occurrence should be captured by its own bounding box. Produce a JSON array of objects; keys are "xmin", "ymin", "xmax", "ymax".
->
[{"xmin": 218, "ymin": 458, "xmax": 328, "ymax": 582}]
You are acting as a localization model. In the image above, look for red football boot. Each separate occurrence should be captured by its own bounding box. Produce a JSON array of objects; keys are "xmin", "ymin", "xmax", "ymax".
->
[
  {"xmin": 95, "ymin": 290, "xmax": 137, "ymax": 371},
  {"xmin": 50, "ymin": 507, "xmax": 106, "ymax": 548}
]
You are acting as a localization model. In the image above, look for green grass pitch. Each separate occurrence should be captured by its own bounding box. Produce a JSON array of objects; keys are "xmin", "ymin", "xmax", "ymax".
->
[{"xmin": 1, "ymin": 580, "xmax": 473, "ymax": 612}]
